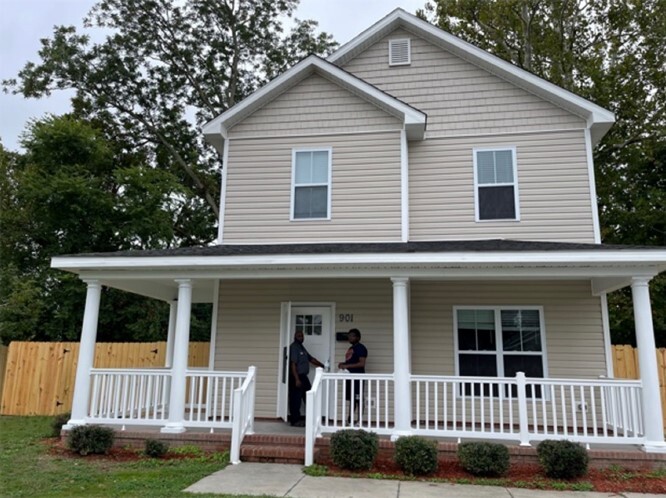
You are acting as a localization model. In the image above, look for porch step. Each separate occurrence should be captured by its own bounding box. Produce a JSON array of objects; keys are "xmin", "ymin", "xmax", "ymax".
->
[{"xmin": 240, "ymin": 434, "xmax": 315, "ymax": 464}]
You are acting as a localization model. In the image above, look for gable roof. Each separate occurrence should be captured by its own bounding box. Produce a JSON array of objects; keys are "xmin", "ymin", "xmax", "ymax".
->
[
  {"xmin": 202, "ymin": 55, "xmax": 427, "ymax": 152},
  {"xmin": 328, "ymin": 8, "xmax": 615, "ymax": 145}
]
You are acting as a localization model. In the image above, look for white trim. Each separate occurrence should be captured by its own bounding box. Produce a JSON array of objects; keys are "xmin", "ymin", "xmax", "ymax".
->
[
  {"xmin": 290, "ymin": 147, "xmax": 333, "ymax": 221},
  {"xmin": 277, "ymin": 301, "xmax": 292, "ymax": 419},
  {"xmin": 228, "ymin": 126, "xmax": 585, "ymax": 143},
  {"xmin": 584, "ymin": 128, "xmax": 602, "ymax": 243},
  {"xmin": 327, "ymin": 9, "xmax": 614, "ymax": 144},
  {"xmin": 217, "ymin": 139, "xmax": 230, "ymax": 243},
  {"xmin": 473, "ymin": 146, "xmax": 520, "ymax": 222},
  {"xmin": 600, "ymin": 293, "xmax": 614, "ymax": 377},
  {"xmin": 453, "ymin": 305, "xmax": 548, "ymax": 380},
  {"xmin": 400, "ymin": 129, "xmax": 409, "ymax": 242},
  {"xmin": 202, "ymin": 55, "xmax": 426, "ymax": 141},
  {"xmin": 424, "ymin": 127, "xmax": 587, "ymax": 141},
  {"xmin": 52, "ymin": 249, "xmax": 666, "ymax": 271},
  {"xmin": 230, "ymin": 128, "xmax": 402, "ymax": 141},
  {"xmin": 208, "ymin": 279, "xmax": 220, "ymax": 370},
  {"xmin": 86, "ymin": 267, "xmax": 658, "ymax": 283},
  {"xmin": 388, "ymin": 38, "xmax": 411, "ymax": 66}
]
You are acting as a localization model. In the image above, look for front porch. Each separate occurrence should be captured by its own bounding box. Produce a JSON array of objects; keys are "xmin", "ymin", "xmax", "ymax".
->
[{"xmin": 53, "ymin": 240, "xmax": 666, "ymax": 463}]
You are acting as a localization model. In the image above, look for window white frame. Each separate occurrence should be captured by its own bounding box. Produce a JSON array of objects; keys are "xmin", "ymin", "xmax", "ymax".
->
[
  {"xmin": 290, "ymin": 147, "xmax": 332, "ymax": 221},
  {"xmin": 388, "ymin": 38, "xmax": 411, "ymax": 66},
  {"xmin": 473, "ymin": 146, "xmax": 520, "ymax": 222},
  {"xmin": 453, "ymin": 305, "xmax": 548, "ymax": 379}
]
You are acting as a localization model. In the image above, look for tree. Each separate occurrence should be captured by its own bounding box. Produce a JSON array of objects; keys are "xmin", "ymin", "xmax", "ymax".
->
[
  {"xmin": 420, "ymin": 0, "xmax": 666, "ymax": 345},
  {"xmin": 4, "ymin": 0, "xmax": 337, "ymax": 230},
  {"xmin": 0, "ymin": 115, "xmax": 212, "ymax": 344},
  {"xmin": 2, "ymin": 0, "xmax": 337, "ymax": 343}
]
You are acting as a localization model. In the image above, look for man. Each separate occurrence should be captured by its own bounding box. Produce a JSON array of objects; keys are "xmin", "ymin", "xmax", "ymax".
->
[
  {"xmin": 337, "ymin": 328, "xmax": 368, "ymax": 424},
  {"xmin": 289, "ymin": 330, "xmax": 324, "ymax": 427}
]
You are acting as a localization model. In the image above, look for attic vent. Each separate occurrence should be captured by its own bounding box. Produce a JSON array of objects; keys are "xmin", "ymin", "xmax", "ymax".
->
[{"xmin": 389, "ymin": 38, "xmax": 411, "ymax": 66}]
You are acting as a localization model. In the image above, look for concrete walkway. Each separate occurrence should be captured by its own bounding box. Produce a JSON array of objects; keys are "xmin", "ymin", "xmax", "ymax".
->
[{"xmin": 184, "ymin": 462, "xmax": 654, "ymax": 497}]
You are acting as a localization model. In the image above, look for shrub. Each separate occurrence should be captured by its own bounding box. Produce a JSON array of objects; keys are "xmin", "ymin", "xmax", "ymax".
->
[
  {"xmin": 457, "ymin": 442, "xmax": 510, "ymax": 477},
  {"xmin": 51, "ymin": 413, "xmax": 70, "ymax": 437},
  {"xmin": 67, "ymin": 425, "xmax": 115, "ymax": 456},
  {"xmin": 394, "ymin": 436, "xmax": 438, "ymax": 476},
  {"xmin": 144, "ymin": 439, "xmax": 169, "ymax": 458},
  {"xmin": 536, "ymin": 440, "xmax": 588, "ymax": 479},
  {"xmin": 330, "ymin": 429, "xmax": 378, "ymax": 470}
]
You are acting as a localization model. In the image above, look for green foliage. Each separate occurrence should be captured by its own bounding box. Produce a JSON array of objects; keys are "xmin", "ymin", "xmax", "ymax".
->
[
  {"xmin": 144, "ymin": 439, "xmax": 169, "ymax": 458},
  {"xmin": 394, "ymin": 436, "xmax": 439, "ymax": 476},
  {"xmin": 420, "ymin": 0, "xmax": 666, "ymax": 346},
  {"xmin": 67, "ymin": 425, "xmax": 115, "ymax": 456},
  {"xmin": 169, "ymin": 444, "xmax": 204, "ymax": 457},
  {"xmin": 457, "ymin": 442, "xmax": 510, "ymax": 477},
  {"xmin": 329, "ymin": 429, "xmax": 378, "ymax": 471},
  {"xmin": 536, "ymin": 440, "xmax": 589, "ymax": 479},
  {"xmin": 0, "ymin": 117, "xmax": 213, "ymax": 344},
  {"xmin": 303, "ymin": 464, "xmax": 329, "ymax": 476},
  {"xmin": 51, "ymin": 413, "xmax": 71, "ymax": 437}
]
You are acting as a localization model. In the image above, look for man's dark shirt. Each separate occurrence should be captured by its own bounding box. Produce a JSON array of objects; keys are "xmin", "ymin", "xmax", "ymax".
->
[
  {"xmin": 344, "ymin": 343, "xmax": 368, "ymax": 373},
  {"xmin": 290, "ymin": 341, "xmax": 313, "ymax": 375}
]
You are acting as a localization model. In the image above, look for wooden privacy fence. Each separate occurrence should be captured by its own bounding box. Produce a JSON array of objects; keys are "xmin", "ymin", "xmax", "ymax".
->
[
  {"xmin": 612, "ymin": 344, "xmax": 666, "ymax": 428},
  {"xmin": 0, "ymin": 341, "xmax": 210, "ymax": 416}
]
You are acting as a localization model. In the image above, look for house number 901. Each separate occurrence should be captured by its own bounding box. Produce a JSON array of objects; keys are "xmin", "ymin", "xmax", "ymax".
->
[{"xmin": 338, "ymin": 313, "xmax": 354, "ymax": 323}]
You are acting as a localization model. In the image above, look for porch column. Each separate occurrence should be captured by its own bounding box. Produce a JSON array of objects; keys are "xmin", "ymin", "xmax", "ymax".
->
[
  {"xmin": 165, "ymin": 300, "xmax": 177, "ymax": 368},
  {"xmin": 161, "ymin": 279, "xmax": 192, "ymax": 433},
  {"xmin": 391, "ymin": 277, "xmax": 412, "ymax": 438},
  {"xmin": 65, "ymin": 279, "xmax": 102, "ymax": 428},
  {"xmin": 631, "ymin": 277, "xmax": 666, "ymax": 451}
]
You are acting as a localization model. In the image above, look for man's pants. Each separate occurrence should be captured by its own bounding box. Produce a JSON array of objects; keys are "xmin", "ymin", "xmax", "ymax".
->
[{"xmin": 289, "ymin": 373, "xmax": 311, "ymax": 424}]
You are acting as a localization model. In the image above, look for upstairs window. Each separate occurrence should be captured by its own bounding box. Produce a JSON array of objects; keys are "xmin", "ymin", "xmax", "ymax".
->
[
  {"xmin": 291, "ymin": 148, "xmax": 331, "ymax": 220},
  {"xmin": 389, "ymin": 38, "xmax": 411, "ymax": 66},
  {"xmin": 474, "ymin": 148, "xmax": 520, "ymax": 221}
]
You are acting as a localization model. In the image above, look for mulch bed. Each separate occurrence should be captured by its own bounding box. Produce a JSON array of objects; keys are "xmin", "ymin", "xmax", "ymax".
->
[
  {"xmin": 45, "ymin": 438, "xmax": 665, "ymax": 493},
  {"xmin": 321, "ymin": 456, "xmax": 666, "ymax": 494}
]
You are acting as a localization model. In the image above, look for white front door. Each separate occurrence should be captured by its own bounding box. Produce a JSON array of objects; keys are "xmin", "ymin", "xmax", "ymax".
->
[{"xmin": 277, "ymin": 304, "xmax": 333, "ymax": 420}]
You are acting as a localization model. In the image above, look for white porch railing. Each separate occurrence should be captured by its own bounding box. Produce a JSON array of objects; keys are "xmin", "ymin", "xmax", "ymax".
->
[
  {"xmin": 184, "ymin": 369, "xmax": 248, "ymax": 428},
  {"xmin": 230, "ymin": 366, "xmax": 257, "ymax": 464},
  {"xmin": 88, "ymin": 368, "xmax": 170, "ymax": 425},
  {"xmin": 411, "ymin": 373, "xmax": 644, "ymax": 445},
  {"xmin": 87, "ymin": 364, "xmax": 257, "ymax": 457}
]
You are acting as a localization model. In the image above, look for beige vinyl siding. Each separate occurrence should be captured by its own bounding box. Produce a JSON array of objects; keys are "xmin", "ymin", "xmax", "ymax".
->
[
  {"xmin": 409, "ymin": 129, "xmax": 596, "ymax": 242},
  {"xmin": 213, "ymin": 278, "xmax": 605, "ymax": 417},
  {"xmin": 223, "ymin": 131, "xmax": 403, "ymax": 243},
  {"xmin": 214, "ymin": 279, "xmax": 394, "ymax": 418},
  {"xmin": 229, "ymin": 73, "xmax": 402, "ymax": 138},
  {"xmin": 342, "ymin": 28, "xmax": 586, "ymax": 136},
  {"xmin": 410, "ymin": 280, "xmax": 607, "ymax": 380}
]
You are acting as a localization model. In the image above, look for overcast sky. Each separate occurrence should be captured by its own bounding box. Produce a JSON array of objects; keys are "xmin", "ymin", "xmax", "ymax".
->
[{"xmin": 0, "ymin": 0, "xmax": 426, "ymax": 151}]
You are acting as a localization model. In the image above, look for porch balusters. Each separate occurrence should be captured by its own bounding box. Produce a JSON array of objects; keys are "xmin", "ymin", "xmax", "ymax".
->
[
  {"xmin": 391, "ymin": 277, "xmax": 412, "ymax": 438},
  {"xmin": 161, "ymin": 279, "xmax": 192, "ymax": 433},
  {"xmin": 65, "ymin": 279, "xmax": 102, "ymax": 428},
  {"xmin": 631, "ymin": 277, "xmax": 666, "ymax": 451}
]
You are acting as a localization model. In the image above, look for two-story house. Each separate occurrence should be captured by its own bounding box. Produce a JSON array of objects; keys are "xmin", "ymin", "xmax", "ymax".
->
[{"xmin": 54, "ymin": 9, "xmax": 666, "ymax": 461}]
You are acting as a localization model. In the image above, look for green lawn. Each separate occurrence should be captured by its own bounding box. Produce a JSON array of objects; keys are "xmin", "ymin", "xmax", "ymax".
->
[{"xmin": 0, "ymin": 416, "xmax": 274, "ymax": 498}]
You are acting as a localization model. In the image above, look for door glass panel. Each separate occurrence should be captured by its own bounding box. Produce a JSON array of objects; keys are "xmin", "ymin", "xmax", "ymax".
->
[{"xmin": 295, "ymin": 314, "xmax": 323, "ymax": 335}]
